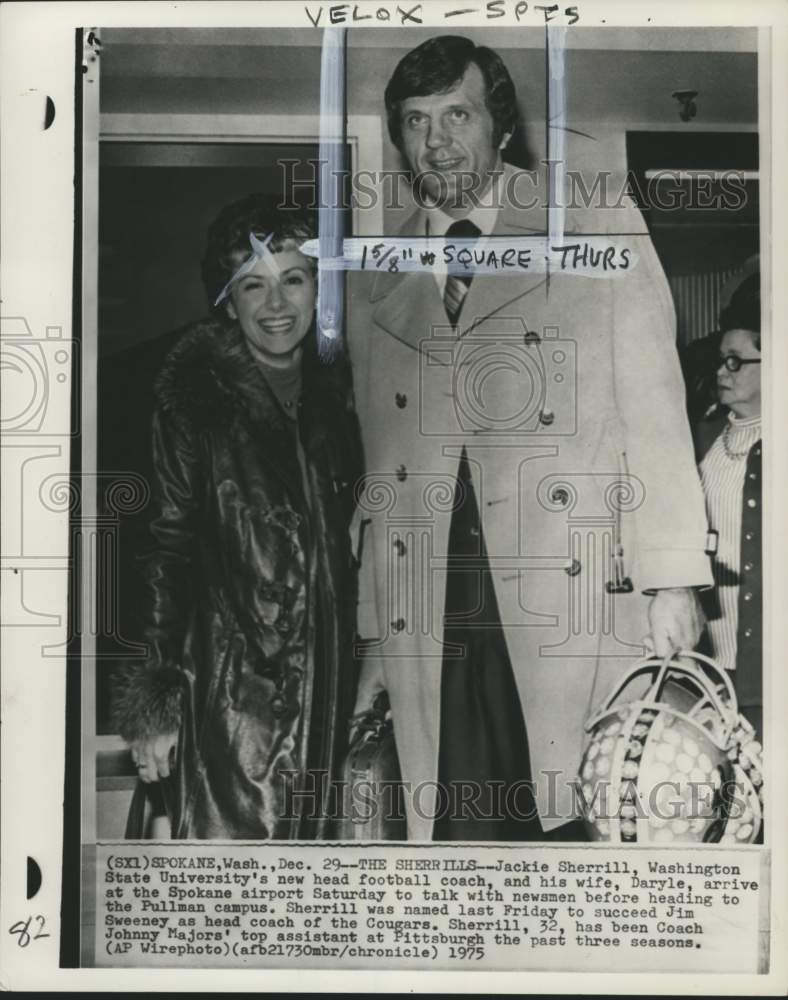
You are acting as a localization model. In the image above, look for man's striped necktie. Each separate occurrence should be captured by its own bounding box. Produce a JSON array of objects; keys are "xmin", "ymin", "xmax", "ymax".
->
[{"xmin": 443, "ymin": 219, "xmax": 481, "ymax": 326}]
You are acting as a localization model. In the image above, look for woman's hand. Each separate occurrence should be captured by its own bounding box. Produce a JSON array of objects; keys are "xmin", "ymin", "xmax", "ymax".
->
[{"xmin": 130, "ymin": 732, "xmax": 178, "ymax": 783}]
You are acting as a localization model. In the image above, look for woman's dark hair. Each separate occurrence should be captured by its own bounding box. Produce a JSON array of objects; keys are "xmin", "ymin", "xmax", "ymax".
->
[
  {"xmin": 384, "ymin": 35, "xmax": 518, "ymax": 151},
  {"xmin": 720, "ymin": 272, "xmax": 760, "ymax": 350},
  {"xmin": 201, "ymin": 194, "xmax": 317, "ymax": 314}
]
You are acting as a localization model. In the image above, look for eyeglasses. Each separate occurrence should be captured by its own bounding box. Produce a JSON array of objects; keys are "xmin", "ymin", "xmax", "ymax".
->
[{"xmin": 716, "ymin": 355, "xmax": 762, "ymax": 373}]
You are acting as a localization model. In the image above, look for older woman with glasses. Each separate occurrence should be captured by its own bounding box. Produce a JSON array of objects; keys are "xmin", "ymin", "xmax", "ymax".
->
[
  {"xmin": 112, "ymin": 194, "xmax": 361, "ymax": 839},
  {"xmin": 696, "ymin": 273, "xmax": 762, "ymax": 742}
]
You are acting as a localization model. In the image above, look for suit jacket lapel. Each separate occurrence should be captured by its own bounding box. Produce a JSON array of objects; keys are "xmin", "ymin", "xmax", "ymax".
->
[
  {"xmin": 370, "ymin": 166, "xmax": 565, "ymax": 349},
  {"xmin": 455, "ymin": 172, "xmax": 550, "ymax": 338},
  {"xmin": 370, "ymin": 207, "xmax": 453, "ymax": 352},
  {"xmin": 371, "ymin": 272, "xmax": 453, "ymax": 352}
]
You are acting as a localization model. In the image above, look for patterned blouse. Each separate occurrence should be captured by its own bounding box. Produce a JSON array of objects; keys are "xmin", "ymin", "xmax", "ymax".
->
[{"xmin": 699, "ymin": 412, "xmax": 761, "ymax": 673}]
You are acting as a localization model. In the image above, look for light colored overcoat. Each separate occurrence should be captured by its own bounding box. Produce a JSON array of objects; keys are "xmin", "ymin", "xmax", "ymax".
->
[{"xmin": 347, "ymin": 166, "xmax": 711, "ymax": 838}]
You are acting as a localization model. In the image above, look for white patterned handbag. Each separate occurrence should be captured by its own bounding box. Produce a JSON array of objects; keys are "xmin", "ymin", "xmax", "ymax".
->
[{"xmin": 578, "ymin": 651, "xmax": 763, "ymax": 844}]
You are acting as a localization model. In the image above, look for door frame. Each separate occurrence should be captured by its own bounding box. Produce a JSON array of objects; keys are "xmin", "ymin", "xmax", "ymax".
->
[{"xmin": 100, "ymin": 113, "xmax": 384, "ymax": 234}]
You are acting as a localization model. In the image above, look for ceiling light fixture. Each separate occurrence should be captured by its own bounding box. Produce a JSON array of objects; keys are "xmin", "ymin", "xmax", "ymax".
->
[{"xmin": 672, "ymin": 89, "xmax": 698, "ymax": 122}]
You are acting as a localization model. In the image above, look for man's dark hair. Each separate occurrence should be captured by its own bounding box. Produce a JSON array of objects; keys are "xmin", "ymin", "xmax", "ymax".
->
[
  {"xmin": 384, "ymin": 35, "xmax": 518, "ymax": 151},
  {"xmin": 201, "ymin": 194, "xmax": 316, "ymax": 314},
  {"xmin": 720, "ymin": 272, "xmax": 760, "ymax": 349}
]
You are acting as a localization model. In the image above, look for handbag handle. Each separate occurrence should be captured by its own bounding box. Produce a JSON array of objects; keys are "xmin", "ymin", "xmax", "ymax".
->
[{"xmin": 586, "ymin": 649, "xmax": 738, "ymax": 733}]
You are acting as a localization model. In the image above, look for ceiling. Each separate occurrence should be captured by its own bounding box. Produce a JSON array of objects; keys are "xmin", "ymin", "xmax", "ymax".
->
[
  {"xmin": 101, "ymin": 26, "xmax": 758, "ymax": 51},
  {"xmin": 99, "ymin": 27, "xmax": 758, "ymax": 126}
]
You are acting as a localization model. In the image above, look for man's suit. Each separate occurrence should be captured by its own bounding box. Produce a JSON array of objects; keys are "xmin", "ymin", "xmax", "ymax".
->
[{"xmin": 347, "ymin": 165, "xmax": 712, "ymax": 839}]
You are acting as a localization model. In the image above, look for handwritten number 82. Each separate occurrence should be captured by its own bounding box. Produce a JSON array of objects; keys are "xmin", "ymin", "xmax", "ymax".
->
[{"xmin": 9, "ymin": 915, "xmax": 50, "ymax": 947}]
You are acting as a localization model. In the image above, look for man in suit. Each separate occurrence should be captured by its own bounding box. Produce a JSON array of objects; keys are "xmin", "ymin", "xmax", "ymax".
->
[{"xmin": 347, "ymin": 35, "xmax": 711, "ymax": 841}]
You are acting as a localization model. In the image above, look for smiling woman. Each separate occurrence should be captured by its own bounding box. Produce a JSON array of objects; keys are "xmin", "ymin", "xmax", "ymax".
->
[
  {"xmin": 111, "ymin": 193, "xmax": 362, "ymax": 840},
  {"xmin": 225, "ymin": 249, "xmax": 317, "ymax": 366}
]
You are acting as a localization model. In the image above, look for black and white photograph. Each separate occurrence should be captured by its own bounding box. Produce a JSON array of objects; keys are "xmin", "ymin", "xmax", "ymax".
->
[{"xmin": 0, "ymin": 1, "xmax": 786, "ymax": 991}]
